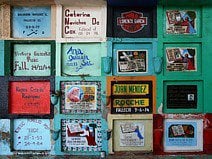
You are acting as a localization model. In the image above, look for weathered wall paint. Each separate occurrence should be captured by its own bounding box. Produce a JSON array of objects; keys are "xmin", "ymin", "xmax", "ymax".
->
[
  {"xmin": 0, "ymin": 119, "xmax": 12, "ymax": 155},
  {"xmin": 0, "ymin": 41, "xmax": 4, "ymax": 75},
  {"xmin": 0, "ymin": 4, "xmax": 10, "ymax": 38}
]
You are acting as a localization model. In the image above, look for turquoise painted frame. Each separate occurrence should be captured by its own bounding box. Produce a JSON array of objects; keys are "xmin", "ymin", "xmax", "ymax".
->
[
  {"xmin": 4, "ymin": 40, "xmax": 55, "ymax": 76},
  {"xmin": 163, "ymin": 80, "xmax": 203, "ymax": 114},
  {"xmin": 53, "ymin": 76, "xmax": 108, "ymax": 156},
  {"xmin": 0, "ymin": 40, "xmax": 4, "ymax": 76},
  {"xmin": 107, "ymin": 38, "xmax": 158, "ymax": 76}
]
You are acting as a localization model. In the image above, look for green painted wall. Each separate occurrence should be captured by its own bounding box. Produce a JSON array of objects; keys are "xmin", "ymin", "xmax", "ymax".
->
[{"xmin": 157, "ymin": 0, "xmax": 212, "ymax": 113}]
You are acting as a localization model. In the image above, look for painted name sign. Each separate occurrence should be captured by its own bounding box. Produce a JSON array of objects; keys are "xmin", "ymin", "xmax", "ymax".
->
[
  {"xmin": 13, "ymin": 44, "xmax": 51, "ymax": 76},
  {"xmin": 117, "ymin": 11, "xmax": 147, "ymax": 33},
  {"xmin": 111, "ymin": 81, "xmax": 153, "ymax": 114},
  {"xmin": 9, "ymin": 82, "xmax": 50, "ymax": 114},
  {"xmin": 12, "ymin": 6, "xmax": 51, "ymax": 38},
  {"xmin": 13, "ymin": 119, "xmax": 51, "ymax": 150},
  {"xmin": 63, "ymin": 7, "xmax": 102, "ymax": 38},
  {"xmin": 164, "ymin": 119, "xmax": 203, "ymax": 152},
  {"xmin": 62, "ymin": 44, "xmax": 101, "ymax": 76}
]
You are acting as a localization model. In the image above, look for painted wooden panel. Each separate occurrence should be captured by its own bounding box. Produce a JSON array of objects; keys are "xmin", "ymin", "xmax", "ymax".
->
[
  {"xmin": 111, "ymin": 42, "xmax": 155, "ymax": 76},
  {"xmin": 163, "ymin": 81, "xmax": 203, "ymax": 113},
  {"xmin": 107, "ymin": 7, "xmax": 157, "ymax": 38},
  {"xmin": 163, "ymin": 7, "xmax": 202, "ymax": 38},
  {"xmin": 61, "ymin": 43, "xmax": 101, "ymax": 76},
  {"xmin": 63, "ymin": 6, "xmax": 104, "ymax": 38},
  {"xmin": 166, "ymin": 10, "xmax": 197, "ymax": 35},
  {"xmin": 61, "ymin": 119, "xmax": 102, "ymax": 152},
  {"xmin": 13, "ymin": 119, "xmax": 51, "ymax": 150},
  {"xmin": 13, "ymin": 44, "xmax": 51, "ymax": 76},
  {"xmin": 107, "ymin": 114, "xmax": 153, "ymax": 154},
  {"xmin": 164, "ymin": 119, "xmax": 203, "ymax": 152},
  {"xmin": 12, "ymin": 6, "xmax": 51, "ymax": 38},
  {"xmin": 164, "ymin": 43, "xmax": 201, "ymax": 76},
  {"xmin": 9, "ymin": 81, "xmax": 50, "ymax": 115},
  {"xmin": 113, "ymin": 119, "xmax": 152, "ymax": 151},
  {"xmin": 107, "ymin": 76, "xmax": 156, "ymax": 114}
]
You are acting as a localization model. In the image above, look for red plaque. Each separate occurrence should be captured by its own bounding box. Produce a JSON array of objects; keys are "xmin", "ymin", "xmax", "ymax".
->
[{"xmin": 9, "ymin": 82, "xmax": 50, "ymax": 114}]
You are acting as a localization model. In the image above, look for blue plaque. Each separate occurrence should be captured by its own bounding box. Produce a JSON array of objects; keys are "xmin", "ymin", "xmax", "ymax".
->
[{"xmin": 12, "ymin": 6, "xmax": 51, "ymax": 38}]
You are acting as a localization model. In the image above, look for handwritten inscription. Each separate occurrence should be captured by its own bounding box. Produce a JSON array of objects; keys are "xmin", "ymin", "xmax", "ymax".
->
[
  {"xmin": 9, "ymin": 82, "xmax": 50, "ymax": 114},
  {"xmin": 63, "ymin": 7, "xmax": 101, "ymax": 37},
  {"xmin": 13, "ymin": 119, "xmax": 51, "ymax": 150},
  {"xmin": 65, "ymin": 46, "xmax": 94, "ymax": 72},
  {"xmin": 13, "ymin": 44, "xmax": 51, "ymax": 76}
]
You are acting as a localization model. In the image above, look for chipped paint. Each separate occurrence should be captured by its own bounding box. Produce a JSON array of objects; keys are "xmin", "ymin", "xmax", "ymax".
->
[{"xmin": 0, "ymin": 119, "xmax": 12, "ymax": 155}]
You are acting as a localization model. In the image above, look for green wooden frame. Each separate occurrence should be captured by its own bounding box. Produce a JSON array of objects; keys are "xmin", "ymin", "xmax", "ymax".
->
[{"xmin": 4, "ymin": 40, "xmax": 55, "ymax": 76}]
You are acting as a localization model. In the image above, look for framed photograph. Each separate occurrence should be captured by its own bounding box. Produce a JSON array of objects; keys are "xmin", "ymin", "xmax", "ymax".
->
[{"xmin": 61, "ymin": 81, "xmax": 101, "ymax": 114}]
